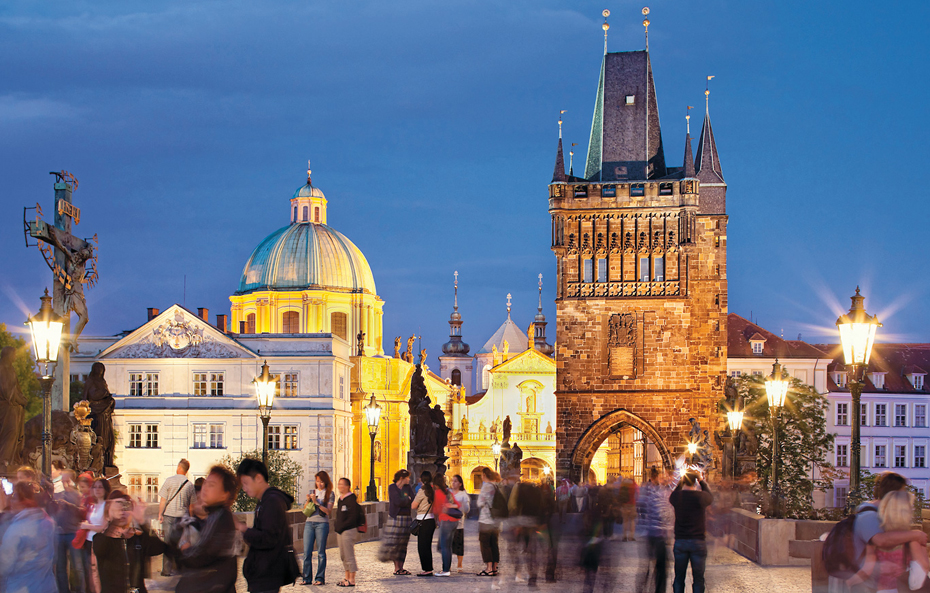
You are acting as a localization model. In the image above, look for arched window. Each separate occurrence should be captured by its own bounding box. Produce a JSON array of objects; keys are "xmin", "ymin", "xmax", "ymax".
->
[
  {"xmin": 302, "ymin": 206, "xmax": 309, "ymax": 221},
  {"xmin": 330, "ymin": 312, "xmax": 347, "ymax": 340},
  {"xmin": 293, "ymin": 206, "xmax": 297, "ymax": 222},
  {"xmin": 482, "ymin": 365, "xmax": 491, "ymax": 390},
  {"xmin": 314, "ymin": 207, "xmax": 320, "ymax": 223},
  {"xmin": 282, "ymin": 311, "xmax": 299, "ymax": 333},
  {"xmin": 451, "ymin": 369, "xmax": 461, "ymax": 386},
  {"xmin": 246, "ymin": 313, "xmax": 256, "ymax": 334}
]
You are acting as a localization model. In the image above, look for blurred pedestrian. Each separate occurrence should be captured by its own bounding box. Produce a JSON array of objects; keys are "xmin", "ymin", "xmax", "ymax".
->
[
  {"xmin": 476, "ymin": 467, "xmax": 501, "ymax": 579},
  {"xmin": 619, "ymin": 476, "xmax": 638, "ymax": 541},
  {"xmin": 571, "ymin": 480, "xmax": 587, "ymax": 513},
  {"xmin": 411, "ymin": 471, "xmax": 436, "ymax": 577},
  {"xmin": 638, "ymin": 467, "xmax": 672, "ymax": 593},
  {"xmin": 54, "ymin": 469, "xmax": 87, "ymax": 593},
  {"xmin": 580, "ymin": 481, "xmax": 609, "ymax": 593},
  {"xmin": 0, "ymin": 480, "xmax": 58, "ymax": 593},
  {"xmin": 158, "ymin": 459, "xmax": 195, "ymax": 577},
  {"xmin": 450, "ymin": 474, "xmax": 471, "ymax": 573},
  {"xmin": 669, "ymin": 470, "xmax": 713, "ymax": 593},
  {"xmin": 93, "ymin": 491, "xmax": 166, "ymax": 593},
  {"xmin": 235, "ymin": 458, "xmax": 296, "ymax": 593},
  {"xmin": 333, "ymin": 478, "xmax": 364, "ymax": 587},
  {"xmin": 379, "ymin": 469, "xmax": 414, "ymax": 576},
  {"xmin": 509, "ymin": 479, "xmax": 543, "ymax": 586},
  {"xmin": 302, "ymin": 470, "xmax": 335, "ymax": 585},
  {"xmin": 433, "ymin": 473, "xmax": 462, "ymax": 577},
  {"xmin": 171, "ymin": 465, "xmax": 241, "ymax": 593},
  {"xmin": 556, "ymin": 479, "xmax": 571, "ymax": 523},
  {"xmin": 79, "ymin": 478, "xmax": 111, "ymax": 593}
]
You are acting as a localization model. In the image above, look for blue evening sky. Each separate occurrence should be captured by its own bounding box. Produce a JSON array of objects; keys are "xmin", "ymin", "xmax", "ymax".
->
[{"xmin": 1, "ymin": 0, "xmax": 927, "ymax": 363}]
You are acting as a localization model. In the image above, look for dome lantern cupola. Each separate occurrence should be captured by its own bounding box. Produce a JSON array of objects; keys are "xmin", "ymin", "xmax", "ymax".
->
[
  {"xmin": 290, "ymin": 161, "xmax": 328, "ymax": 225},
  {"xmin": 533, "ymin": 274, "xmax": 554, "ymax": 356},
  {"xmin": 442, "ymin": 271, "xmax": 470, "ymax": 356}
]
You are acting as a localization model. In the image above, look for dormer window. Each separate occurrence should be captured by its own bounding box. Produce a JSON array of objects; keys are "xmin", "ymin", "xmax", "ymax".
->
[
  {"xmin": 833, "ymin": 372, "xmax": 848, "ymax": 388},
  {"xmin": 909, "ymin": 374, "xmax": 925, "ymax": 390},
  {"xmin": 748, "ymin": 333, "xmax": 766, "ymax": 356},
  {"xmin": 625, "ymin": 95, "xmax": 635, "ymax": 105},
  {"xmin": 869, "ymin": 372, "xmax": 886, "ymax": 390}
]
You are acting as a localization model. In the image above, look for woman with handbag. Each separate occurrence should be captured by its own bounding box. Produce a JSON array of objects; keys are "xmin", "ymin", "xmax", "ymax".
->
[
  {"xmin": 378, "ymin": 469, "xmax": 414, "ymax": 575},
  {"xmin": 433, "ymin": 474, "xmax": 462, "ymax": 577},
  {"xmin": 410, "ymin": 471, "xmax": 436, "ymax": 577},
  {"xmin": 450, "ymin": 474, "xmax": 471, "ymax": 572},
  {"xmin": 92, "ymin": 491, "xmax": 166, "ymax": 593},
  {"xmin": 333, "ymin": 478, "xmax": 363, "ymax": 587},
  {"xmin": 302, "ymin": 471, "xmax": 335, "ymax": 585}
]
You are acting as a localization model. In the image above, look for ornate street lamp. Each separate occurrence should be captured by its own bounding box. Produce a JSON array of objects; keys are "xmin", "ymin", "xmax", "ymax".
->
[
  {"xmin": 26, "ymin": 289, "xmax": 64, "ymax": 477},
  {"xmin": 765, "ymin": 359, "xmax": 790, "ymax": 517},
  {"xmin": 253, "ymin": 361, "xmax": 277, "ymax": 465},
  {"xmin": 364, "ymin": 395, "xmax": 382, "ymax": 502},
  {"xmin": 725, "ymin": 398, "xmax": 745, "ymax": 479},
  {"xmin": 836, "ymin": 287, "xmax": 881, "ymax": 503},
  {"xmin": 492, "ymin": 438, "xmax": 502, "ymax": 472}
]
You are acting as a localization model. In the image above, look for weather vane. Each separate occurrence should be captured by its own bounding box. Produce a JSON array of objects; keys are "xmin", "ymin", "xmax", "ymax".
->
[
  {"xmin": 642, "ymin": 7, "xmax": 650, "ymax": 51},
  {"xmin": 306, "ymin": 160, "xmax": 312, "ymax": 183},
  {"xmin": 705, "ymin": 75, "xmax": 715, "ymax": 111},
  {"xmin": 558, "ymin": 110, "xmax": 566, "ymax": 139},
  {"xmin": 686, "ymin": 105, "xmax": 693, "ymax": 134},
  {"xmin": 506, "ymin": 293, "xmax": 512, "ymax": 318},
  {"xmin": 602, "ymin": 9, "xmax": 610, "ymax": 54}
]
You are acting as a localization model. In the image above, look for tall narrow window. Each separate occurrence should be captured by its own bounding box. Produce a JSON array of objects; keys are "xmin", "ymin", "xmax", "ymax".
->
[
  {"xmin": 293, "ymin": 206, "xmax": 297, "ymax": 222},
  {"xmin": 145, "ymin": 476, "xmax": 159, "ymax": 503},
  {"xmin": 282, "ymin": 311, "xmax": 299, "ymax": 333},
  {"xmin": 451, "ymin": 369, "xmax": 462, "ymax": 386},
  {"xmin": 861, "ymin": 403, "xmax": 868, "ymax": 426},
  {"xmin": 874, "ymin": 445, "xmax": 886, "ymax": 468},
  {"xmin": 129, "ymin": 424, "xmax": 142, "ymax": 448},
  {"xmin": 654, "ymin": 257, "xmax": 665, "ymax": 282},
  {"xmin": 246, "ymin": 313, "xmax": 256, "ymax": 334},
  {"xmin": 302, "ymin": 206, "xmax": 308, "ymax": 221},
  {"xmin": 282, "ymin": 373, "xmax": 298, "ymax": 397},
  {"xmin": 915, "ymin": 446, "xmax": 926, "ymax": 468},
  {"xmin": 331, "ymin": 312, "xmax": 347, "ymax": 340},
  {"xmin": 482, "ymin": 365, "xmax": 491, "ymax": 390},
  {"xmin": 875, "ymin": 404, "xmax": 887, "ymax": 427},
  {"xmin": 836, "ymin": 403, "xmax": 848, "ymax": 426},
  {"xmin": 583, "ymin": 259, "xmax": 593, "ymax": 283},
  {"xmin": 130, "ymin": 373, "xmax": 144, "ymax": 396},
  {"xmin": 210, "ymin": 372, "xmax": 224, "ymax": 396},
  {"xmin": 193, "ymin": 424, "xmax": 207, "ymax": 449},
  {"xmin": 210, "ymin": 424, "xmax": 224, "ymax": 448},
  {"xmin": 597, "ymin": 258, "xmax": 607, "ymax": 283},
  {"xmin": 916, "ymin": 405, "xmax": 927, "ymax": 428},
  {"xmin": 145, "ymin": 373, "xmax": 159, "ymax": 396},
  {"xmin": 145, "ymin": 424, "xmax": 159, "ymax": 448},
  {"xmin": 314, "ymin": 208, "xmax": 320, "ymax": 223},
  {"xmin": 895, "ymin": 404, "xmax": 907, "ymax": 427},
  {"xmin": 894, "ymin": 445, "xmax": 907, "ymax": 468},
  {"xmin": 836, "ymin": 444, "xmax": 848, "ymax": 467},
  {"xmin": 639, "ymin": 257, "xmax": 650, "ymax": 282}
]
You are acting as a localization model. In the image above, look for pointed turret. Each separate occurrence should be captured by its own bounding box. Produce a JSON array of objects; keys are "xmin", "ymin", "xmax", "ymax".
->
[
  {"xmin": 683, "ymin": 132, "xmax": 695, "ymax": 178},
  {"xmin": 694, "ymin": 84, "xmax": 727, "ymax": 214},
  {"xmin": 533, "ymin": 274, "xmax": 554, "ymax": 356},
  {"xmin": 552, "ymin": 137, "xmax": 566, "ymax": 183},
  {"xmin": 441, "ymin": 271, "xmax": 470, "ymax": 357}
]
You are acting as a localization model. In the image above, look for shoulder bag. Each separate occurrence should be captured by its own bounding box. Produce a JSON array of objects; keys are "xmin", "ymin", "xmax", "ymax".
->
[{"xmin": 410, "ymin": 500, "xmax": 432, "ymax": 536}]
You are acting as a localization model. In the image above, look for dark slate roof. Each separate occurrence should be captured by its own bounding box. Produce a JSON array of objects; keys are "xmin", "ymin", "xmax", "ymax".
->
[
  {"xmin": 812, "ymin": 343, "xmax": 930, "ymax": 394},
  {"xmin": 695, "ymin": 108, "xmax": 724, "ymax": 184},
  {"xmin": 552, "ymin": 138, "xmax": 566, "ymax": 183},
  {"xmin": 727, "ymin": 314, "xmax": 829, "ymax": 359},
  {"xmin": 683, "ymin": 132, "xmax": 695, "ymax": 178},
  {"xmin": 584, "ymin": 51, "xmax": 666, "ymax": 182}
]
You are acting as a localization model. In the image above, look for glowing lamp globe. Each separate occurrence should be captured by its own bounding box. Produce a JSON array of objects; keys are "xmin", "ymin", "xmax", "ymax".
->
[
  {"xmin": 254, "ymin": 360, "xmax": 277, "ymax": 418},
  {"xmin": 765, "ymin": 360, "xmax": 790, "ymax": 408},
  {"xmin": 365, "ymin": 395, "xmax": 382, "ymax": 436},
  {"xmin": 727, "ymin": 410, "xmax": 744, "ymax": 432},
  {"xmin": 27, "ymin": 289, "xmax": 64, "ymax": 367},
  {"xmin": 836, "ymin": 288, "xmax": 881, "ymax": 372}
]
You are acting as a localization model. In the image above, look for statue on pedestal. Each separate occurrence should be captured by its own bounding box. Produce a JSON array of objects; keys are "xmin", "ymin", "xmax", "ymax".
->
[
  {"xmin": 84, "ymin": 362, "xmax": 115, "ymax": 469},
  {"xmin": 0, "ymin": 347, "xmax": 26, "ymax": 471},
  {"xmin": 70, "ymin": 400, "xmax": 97, "ymax": 472},
  {"xmin": 407, "ymin": 362, "xmax": 447, "ymax": 480},
  {"xmin": 394, "ymin": 337, "xmax": 402, "ymax": 359},
  {"xmin": 356, "ymin": 331, "xmax": 365, "ymax": 357}
]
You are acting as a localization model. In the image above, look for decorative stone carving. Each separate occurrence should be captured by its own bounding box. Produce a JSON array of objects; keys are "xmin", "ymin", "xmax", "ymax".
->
[
  {"xmin": 112, "ymin": 311, "xmax": 243, "ymax": 359},
  {"xmin": 607, "ymin": 313, "xmax": 636, "ymax": 378}
]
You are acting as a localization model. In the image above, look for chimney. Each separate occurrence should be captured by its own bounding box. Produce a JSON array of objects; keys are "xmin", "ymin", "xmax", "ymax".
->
[
  {"xmin": 197, "ymin": 308, "xmax": 209, "ymax": 322},
  {"xmin": 147, "ymin": 308, "xmax": 159, "ymax": 321},
  {"xmin": 216, "ymin": 314, "xmax": 228, "ymax": 333}
]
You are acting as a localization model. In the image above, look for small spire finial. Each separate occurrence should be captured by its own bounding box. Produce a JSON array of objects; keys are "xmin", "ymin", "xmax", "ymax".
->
[
  {"xmin": 705, "ymin": 75, "xmax": 715, "ymax": 113},
  {"xmin": 602, "ymin": 10, "xmax": 610, "ymax": 55},
  {"xmin": 569, "ymin": 143, "xmax": 577, "ymax": 176},
  {"xmin": 453, "ymin": 271, "xmax": 459, "ymax": 312},
  {"xmin": 538, "ymin": 274, "xmax": 543, "ymax": 313},
  {"xmin": 306, "ymin": 160, "xmax": 312, "ymax": 184},
  {"xmin": 642, "ymin": 7, "xmax": 650, "ymax": 52},
  {"xmin": 558, "ymin": 110, "xmax": 566, "ymax": 139},
  {"xmin": 686, "ymin": 106, "xmax": 693, "ymax": 135},
  {"xmin": 506, "ymin": 293, "xmax": 512, "ymax": 319}
]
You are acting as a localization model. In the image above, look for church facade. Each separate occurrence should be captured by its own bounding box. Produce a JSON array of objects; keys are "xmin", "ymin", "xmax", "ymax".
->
[{"xmin": 549, "ymin": 46, "xmax": 728, "ymax": 481}]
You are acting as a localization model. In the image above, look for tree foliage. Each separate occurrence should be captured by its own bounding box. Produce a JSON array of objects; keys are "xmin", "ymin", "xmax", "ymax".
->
[
  {"xmin": 0, "ymin": 323, "xmax": 42, "ymax": 420},
  {"xmin": 734, "ymin": 374, "xmax": 835, "ymax": 519},
  {"xmin": 219, "ymin": 449, "xmax": 303, "ymax": 512}
]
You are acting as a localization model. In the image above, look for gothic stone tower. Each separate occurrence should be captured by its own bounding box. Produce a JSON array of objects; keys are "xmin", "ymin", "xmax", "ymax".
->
[{"xmin": 549, "ymin": 48, "xmax": 727, "ymax": 481}]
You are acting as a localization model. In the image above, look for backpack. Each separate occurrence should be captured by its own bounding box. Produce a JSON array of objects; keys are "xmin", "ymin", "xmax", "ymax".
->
[
  {"xmin": 490, "ymin": 484, "xmax": 509, "ymax": 519},
  {"xmin": 821, "ymin": 503, "xmax": 878, "ymax": 579}
]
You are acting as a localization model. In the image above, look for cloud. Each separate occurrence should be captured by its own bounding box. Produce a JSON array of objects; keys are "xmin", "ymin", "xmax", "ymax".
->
[{"xmin": 0, "ymin": 94, "xmax": 79, "ymax": 121}]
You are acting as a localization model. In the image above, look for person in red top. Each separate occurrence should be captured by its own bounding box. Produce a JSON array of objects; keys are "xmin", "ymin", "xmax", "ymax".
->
[{"xmin": 432, "ymin": 474, "xmax": 461, "ymax": 577}]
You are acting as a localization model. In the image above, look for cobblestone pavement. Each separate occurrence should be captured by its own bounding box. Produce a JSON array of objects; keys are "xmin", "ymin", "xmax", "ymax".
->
[{"xmin": 149, "ymin": 521, "xmax": 812, "ymax": 593}]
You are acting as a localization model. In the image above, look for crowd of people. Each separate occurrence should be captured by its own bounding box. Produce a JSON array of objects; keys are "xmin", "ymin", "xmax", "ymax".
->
[{"xmin": 1, "ymin": 455, "xmax": 926, "ymax": 593}]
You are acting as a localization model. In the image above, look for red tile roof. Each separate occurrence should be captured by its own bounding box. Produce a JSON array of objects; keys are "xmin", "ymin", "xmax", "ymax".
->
[
  {"xmin": 811, "ymin": 343, "xmax": 930, "ymax": 394},
  {"xmin": 727, "ymin": 314, "xmax": 829, "ymax": 359}
]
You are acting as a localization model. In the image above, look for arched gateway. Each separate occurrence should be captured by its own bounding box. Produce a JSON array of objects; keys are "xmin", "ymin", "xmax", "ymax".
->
[{"xmin": 570, "ymin": 409, "xmax": 672, "ymax": 482}]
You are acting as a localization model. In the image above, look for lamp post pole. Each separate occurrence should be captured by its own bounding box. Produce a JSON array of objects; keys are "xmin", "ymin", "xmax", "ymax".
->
[
  {"xmin": 492, "ymin": 439, "xmax": 502, "ymax": 473},
  {"xmin": 261, "ymin": 415, "xmax": 270, "ymax": 466},
  {"xmin": 254, "ymin": 361, "xmax": 277, "ymax": 467},
  {"xmin": 765, "ymin": 360, "xmax": 789, "ymax": 519},
  {"xmin": 364, "ymin": 395, "xmax": 382, "ymax": 502},
  {"xmin": 26, "ymin": 289, "xmax": 64, "ymax": 477},
  {"xmin": 836, "ymin": 287, "xmax": 881, "ymax": 507}
]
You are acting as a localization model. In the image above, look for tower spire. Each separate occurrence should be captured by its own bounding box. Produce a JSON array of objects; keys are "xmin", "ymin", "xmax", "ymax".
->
[
  {"xmin": 552, "ymin": 111, "xmax": 567, "ymax": 182},
  {"xmin": 306, "ymin": 160, "xmax": 312, "ymax": 184},
  {"xmin": 533, "ymin": 274, "xmax": 554, "ymax": 356},
  {"xmin": 569, "ymin": 143, "xmax": 577, "ymax": 177},
  {"xmin": 602, "ymin": 10, "xmax": 610, "ymax": 55},
  {"xmin": 696, "ymin": 75, "xmax": 724, "ymax": 183},
  {"xmin": 683, "ymin": 106, "xmax": 695, "ymax": 178},
  {"xmin": 506, "ymin": 293, "xmax": 512, "ymax": 320},
  {"xmin": 537, "ymin": 273, "xmax": 543, "ymax": 314},
  {"xmin": 442, "ymin": 271, "xmax": 470, "ymax": 356}
]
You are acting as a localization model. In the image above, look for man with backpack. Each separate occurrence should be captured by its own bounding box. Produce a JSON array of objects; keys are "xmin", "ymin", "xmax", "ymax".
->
[
  {"xmin": 824, "ymin": 472, "xmax": 927, "ymax": 592},
  {"xmin": 158, "ymin": 458, "xmax": 195, "ymax": 576}
]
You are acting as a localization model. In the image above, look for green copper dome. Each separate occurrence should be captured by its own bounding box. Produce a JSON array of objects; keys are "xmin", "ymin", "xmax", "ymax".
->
[{"xmin": 236, "ymin": 222, "xmax": 376, "ymax": 295}]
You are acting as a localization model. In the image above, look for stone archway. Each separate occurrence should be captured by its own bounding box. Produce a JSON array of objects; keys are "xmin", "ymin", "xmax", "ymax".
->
[{"xmin": 570, "ymin": 408, "xmax": 672, "ymax": 483}]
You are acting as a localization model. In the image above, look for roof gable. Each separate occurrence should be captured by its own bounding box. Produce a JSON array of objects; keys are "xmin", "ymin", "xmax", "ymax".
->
[
  {"xmin": 492, "ymin": 348, "xmax": 556, "ymax": 375},
  {"xmin": 100, "ymin": 305, "xmax": 256, "ymax": 359},
  {"xmin": 727, "ymin": 313, "xmax": 828, "ymax": 359}
]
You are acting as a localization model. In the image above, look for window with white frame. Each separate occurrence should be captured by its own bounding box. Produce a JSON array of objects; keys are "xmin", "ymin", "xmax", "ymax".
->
[
  {"xmin": 128, "ymin": 475, "xmax": 143, "ymax": 499},
  {"xmin": 895, "ymin": 445, "xmax": 907, "ymax": 468},
  {"xmin": 283, "ymin": 425, "xmax": 298, "ymax": 449},
  {"xmin": 915, "ymin": 446, "xmax": 926, "ymax": 469},
  {"xmin": 875, "ymin": 404, "xmax": 887, "ymax": 427},
  {"xmin": 916, "ymin": 405, "xmax": 927, "ymax": 428},
  {"xmin": 597, "ymin": 258, "xmax": 607, "ymax": 283},
  {"xmin": 836, "ymin": 444, "xmax": 848, "ymax": 467},
  {"xmin": 861, "ymin": 403, "xmax": 869, "ymax": 426},
  {"xmin": 129, "ymin": 424, "xmax": 143, "ymax": 448},
  {"xmin": 835, "ymin": 486, "xmax": 848, "ymax": 508},
  {"xmin": 268, "ymin": 425, "xmax": 299, "ymax": 450},
  {"xmin": 752, "ymin": 341, "xmax": 764, "ymax": 355},
  {"xmin": 895, "ymin": 404, "xmax": 907, "ymax": 427},
  {"xmin": 869, "ymin": 373, "xmax": 886, "ymax": 389},
  {"xmin": 267, "ymin": 425, "xmax": 281, "ymax": 450},
  {"xmin": 145, "ymin": 424, "xmax": 159, "ymax": 448},
  {"xmin": 874, "ymin": 445, "xmax": 886, "ymax": 468},
  {"xmin": 730, "ymin": 370, "xmax": 742, "ymax": 378},
  {"xmin": 836, "ymin": 403, "xmax": 848, "ymax": 426},
  {"xmin": 130, "ymin": 373, "xmax": 144, "ymax": 396},
  {"xmin": 752, "ymin": 370, "xmax": 763, "ymax": 377},
  {"xmin": 638, "ymin": 257, "xmax": 650, "ymax": 282},
  {"xmin": 193, "ymin": 424, "xmax": 208, "ymax": 448},
  {"xmin": 282, "ymin": 373, "xmax": 298, "ymax": 397},
  {"xmin": 913, "ymin": 374, "xmax": 925, "ymax": 390},
  {"xmin": 193, "ymin": 373, "xmax": 208, "ymax": 396},
  {"xmin": 210, "ymin": 373, "xmax": 224, "ymax": 396},
  {"xmin": 654, "ymin": 256, "xmax": 665, "ymax": 282},
  {"xmin": 834, "ymin": 372, "xmax": 847, "ymax": 388},
  {"xmin": 210, "ymin": 423, "xmax": 224, "ymax": 448},
  {"xmin": 145, "ymin": 475, "xmax": 159, "ymax": 503},
  {"xmin": 136, "ymin": 373, "xmax": 159, "ymax": 396}
]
